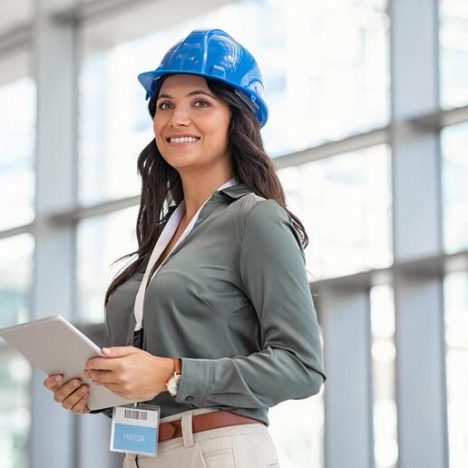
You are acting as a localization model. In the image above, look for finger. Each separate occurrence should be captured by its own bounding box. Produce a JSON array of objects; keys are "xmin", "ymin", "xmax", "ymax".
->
[
  {"xmin": 101, "ymin": 346, "xmax": 139, "ymax": 358},
  {"xmin": 44, "ymin": 374, "xmax": 63, "ymax": 390},
  {"xmin": 71, "ymin": 390, "xmax": 90, "ymax": 414},
  {"xmin": 63, "ymin": 385, "xmax": 89, "ymax": 411},
  {"xmin": 54, "ymin": 378, "xmax": 82, "ymax": 403},
  {"xmin": 86, "ymin": 357, "xmax": 118, "ymax": 372},
  {"xmin": 85, "ymin": 347, "xmax": 136, "ymax": 370}
]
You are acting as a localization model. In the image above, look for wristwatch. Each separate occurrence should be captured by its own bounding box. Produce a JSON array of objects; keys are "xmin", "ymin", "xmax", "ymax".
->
[{"xmin": 166, "ymin": 357, "xmax": 181, "ymax": 397}]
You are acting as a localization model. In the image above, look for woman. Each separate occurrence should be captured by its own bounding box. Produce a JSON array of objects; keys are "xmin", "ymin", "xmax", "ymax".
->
[{"xmin": 43, "ymin": 28, "xmax": 326, "ymax": 467}]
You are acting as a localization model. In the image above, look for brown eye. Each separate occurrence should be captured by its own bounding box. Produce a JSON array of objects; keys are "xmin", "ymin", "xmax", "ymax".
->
[{"xmin": 158, "ymin": 102, "xmax": 172, "ymax": 110}]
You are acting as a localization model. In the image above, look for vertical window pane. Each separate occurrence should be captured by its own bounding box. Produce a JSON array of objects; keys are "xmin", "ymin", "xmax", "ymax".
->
[
  {"xmin": 440, "ymin": 0, "xmax": 468, "ymax": 108},
  {"xmin": 79, "ymin": 49, "xmax": 148, "ymax": 204},
  {"xmin": 259, "ymin": 0, "xmax": 389, "ymax": 156},
  {"xmin": 269, "ymin": 388, "xmax": 325, "ymax": 467},
  {"xmin": 0, "ymin": 350, "xmax": 31, "ymax": 468},
  {"xmin": 77, "ymin": 206, "xmax": 139, "ymax": 323},
  {"xmin": 0, "ymin": 234, "xmax": 33, "ymax": 468},
  {"xmin": 278, "ymin": 145, "xmax": 392, "ymax": 279},
  {"xmin": 445, "ymin": 271, "xmax": 468, "ymax": 468},
  {"xmin": 371, "ymin": 284, "xmax": 398, "ymax": 468},
  {"xmin": 441, "ymin": 123, "xmax": 468, "ymax": 254},
  {"xmin": 0, "ymin": 78, "xmax": 35, "ymax": 231},
  {"xmin": 0, "ymin": 234, "xmax": 33, "ymax": 330}
]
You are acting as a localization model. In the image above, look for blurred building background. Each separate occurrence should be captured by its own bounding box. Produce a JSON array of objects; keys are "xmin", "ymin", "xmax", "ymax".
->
[{"xmin": 0, "ymin": 0, "xmax": 467, "ymax": 467}]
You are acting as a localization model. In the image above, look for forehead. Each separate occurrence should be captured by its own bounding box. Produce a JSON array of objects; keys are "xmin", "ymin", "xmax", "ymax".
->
[{"xmin": 159, "ymin": 74, "xmax": 209, "ymax": 93}]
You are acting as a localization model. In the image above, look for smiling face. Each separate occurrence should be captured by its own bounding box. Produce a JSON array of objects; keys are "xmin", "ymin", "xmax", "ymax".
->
[{"xmin": 153, "ymin": 74, "xmax": 232, "ymax": 175}]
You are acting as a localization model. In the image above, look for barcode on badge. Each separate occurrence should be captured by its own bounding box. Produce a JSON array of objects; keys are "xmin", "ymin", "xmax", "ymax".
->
[{"xmin": 124, "ymin": 409, "xmax": 148, "ymax": 421}]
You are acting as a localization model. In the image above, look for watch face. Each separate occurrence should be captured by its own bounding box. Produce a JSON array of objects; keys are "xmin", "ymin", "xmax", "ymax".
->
[{"xmin": 168, "ymin": 374, "xmax": 181, "ymax": 396}]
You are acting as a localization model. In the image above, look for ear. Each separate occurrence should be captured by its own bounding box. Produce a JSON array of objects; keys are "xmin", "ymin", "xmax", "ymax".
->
[{"xmin": 229, "ymin": 115, "xmax": 235, "ymax": 133}]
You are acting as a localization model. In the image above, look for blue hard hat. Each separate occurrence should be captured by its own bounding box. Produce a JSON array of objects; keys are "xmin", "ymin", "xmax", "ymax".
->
[{"xmin": 137, "ymin": 28, "xmax": 269, "ymax": 128}]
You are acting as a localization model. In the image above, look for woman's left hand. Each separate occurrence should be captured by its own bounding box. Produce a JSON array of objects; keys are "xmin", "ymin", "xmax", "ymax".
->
[{"xmin": 83, "ymin": 347, "xmax": 174, "ymax": 400}]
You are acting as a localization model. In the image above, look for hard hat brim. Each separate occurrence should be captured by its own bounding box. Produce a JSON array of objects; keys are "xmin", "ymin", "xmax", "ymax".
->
[{"xmin": 137, "ymin": 70, "xmax": 268, "ymax": 128}]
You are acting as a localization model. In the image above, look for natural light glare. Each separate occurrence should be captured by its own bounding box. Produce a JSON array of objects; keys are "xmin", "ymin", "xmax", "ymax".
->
[
  {"xmin": 0, "ymin": 351, "xmax": 31, "ymax": 468},
  {"xmin": 370, "ymin": 284, "xmax": 398, "ymax": 468},
  {"xmin": 0, "ymin": 78, "xmax": 35, "ymax": 231},
  {"xmin": 441, "ymin": 123, "xmax": 468, "ymax": 254},
  {"xmin": 445, "ymin": 272, "xmax": 468, "ymax": 468},
  {"xmin": 79, "ymin": 0, "xmax": 389, "ymax": 204},
  {"xmin": 269, "ymin": 387, "xmax": 325, "ymax": 467},
  {"xmin": 77, "ymin": 206, "xmax": 139, "ymax": 323},
  {"xmin": 279, "ymin": 145, "xmax": 392, "ymax": 280},
  {"xmin": 0, "ymin": 234, "xmax": 33, "ymax": 330},
  {"xmin": 440, "ymin": 0, "xmax": 468, "ymax": 107}
]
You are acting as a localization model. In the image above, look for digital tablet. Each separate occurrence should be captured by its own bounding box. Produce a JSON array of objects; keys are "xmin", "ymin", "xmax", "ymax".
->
[{"xmin": 0, "ymin": 315, "xmax": 146, "ymax": 411}]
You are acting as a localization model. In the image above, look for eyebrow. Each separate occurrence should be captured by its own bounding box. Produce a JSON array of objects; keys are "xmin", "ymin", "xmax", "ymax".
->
[{"xmin": 156, "ymin": 89, "xmax": 216, "ymax": 100}]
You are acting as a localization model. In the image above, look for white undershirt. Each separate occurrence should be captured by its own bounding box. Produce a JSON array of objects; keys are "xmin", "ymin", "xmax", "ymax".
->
[{"xmin": 133, "ymin": 177, "xmax": 238, "ymax": 331}]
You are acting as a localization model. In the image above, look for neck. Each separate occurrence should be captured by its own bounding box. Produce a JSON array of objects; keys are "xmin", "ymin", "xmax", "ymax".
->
[{"xmin": 179, "ymin": 168, "xmax": 235, "ymax": 223}]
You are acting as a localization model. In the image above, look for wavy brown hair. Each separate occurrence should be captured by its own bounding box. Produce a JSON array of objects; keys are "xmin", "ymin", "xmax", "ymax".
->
[{"xmin": 104, "ymin": 75, "xmax": 309, "ymax": 307}]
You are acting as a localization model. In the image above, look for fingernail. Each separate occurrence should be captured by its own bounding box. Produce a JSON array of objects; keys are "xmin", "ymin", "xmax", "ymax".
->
[{"xmin": 55, "ymin": 376, "xmax": 62, "ymax": 383}]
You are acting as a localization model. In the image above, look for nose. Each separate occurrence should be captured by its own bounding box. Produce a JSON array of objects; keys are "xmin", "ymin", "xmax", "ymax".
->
[{"xmin": 169, "ymin": 105, "xmax": 191, "ymax": 127}]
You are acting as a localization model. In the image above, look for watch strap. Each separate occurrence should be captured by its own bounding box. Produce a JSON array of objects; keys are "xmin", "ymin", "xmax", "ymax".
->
[{"xmin": 171, "ymin": 357, "xmax": 181, "ymax": 375}]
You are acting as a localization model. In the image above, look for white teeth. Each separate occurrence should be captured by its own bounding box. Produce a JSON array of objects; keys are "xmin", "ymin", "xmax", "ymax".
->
[{"xmin": 169, "ymin": 137, "xmax": 200, "ymax": 143}]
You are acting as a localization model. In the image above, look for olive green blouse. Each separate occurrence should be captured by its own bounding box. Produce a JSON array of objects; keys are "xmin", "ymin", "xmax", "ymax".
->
[{"xmin": 97, "ymin": 182, "xmax": 326, "ymax": 426}]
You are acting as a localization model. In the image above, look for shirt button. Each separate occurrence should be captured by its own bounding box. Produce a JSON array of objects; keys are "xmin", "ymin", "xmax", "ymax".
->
[{"xmin": 185, "ymin": 396, "xmax": 194, "ymax": 402}]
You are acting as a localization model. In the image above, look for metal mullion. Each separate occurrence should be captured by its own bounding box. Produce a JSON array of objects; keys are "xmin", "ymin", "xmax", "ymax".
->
[{"xmin": 0, "ymin": 22, "xmax": 31, "ymax": 56}]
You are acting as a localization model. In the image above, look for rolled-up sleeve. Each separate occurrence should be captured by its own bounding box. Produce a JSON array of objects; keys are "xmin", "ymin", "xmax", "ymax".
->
[{"xmin": 174, "ymin": 199, "xmax": 326, "ymax": 409}]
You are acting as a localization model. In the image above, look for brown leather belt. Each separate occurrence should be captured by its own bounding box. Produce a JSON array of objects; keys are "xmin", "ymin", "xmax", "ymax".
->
[{"xmin": 158, "ymin": 411, "xmax": 261, "ymax": 443}]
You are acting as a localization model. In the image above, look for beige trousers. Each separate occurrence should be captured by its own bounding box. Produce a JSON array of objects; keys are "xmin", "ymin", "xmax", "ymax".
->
[{"xmin": 122, "ymin": 408, "xmax": 280, "ymax": 468}]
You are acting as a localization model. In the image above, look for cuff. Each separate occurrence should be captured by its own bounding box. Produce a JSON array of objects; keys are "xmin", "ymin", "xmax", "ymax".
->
[{"xmin": 173, "ymin": 358, "xmax": 213, "ymax": 406}]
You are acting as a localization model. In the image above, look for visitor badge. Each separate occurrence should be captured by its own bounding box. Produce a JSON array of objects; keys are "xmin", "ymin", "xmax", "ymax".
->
[{"xmin": 110, "ymin": 403, "xmax": 160, "ymax": 457}]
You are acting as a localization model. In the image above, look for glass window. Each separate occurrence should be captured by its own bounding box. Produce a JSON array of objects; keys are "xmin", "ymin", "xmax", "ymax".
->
[
  {"xmin": 259, "ymin": 0, "xmax": 389, "ymax": 157},
  {"xmin": 444, "ymin": 271, "xmax": 468, "ymax": 468},
  {"xmin": 269, "ymin": 388, "xmax": 324, "ymax": 467},
  {"xmin": 278, "ymin": 145, "xmax": 392, "ymax": 280},
  {"xmin": 78, "ymin": 0, "xmax": 389, "ymax": 204},
  {"xmin": 78, "ymin": 48, "xmax": 149, "ymax": 205},
  {"xmin": 0, "ymin": 233, "xmax": 33, "ymax": 468},
  {"xmin": 441, "ymin": 123, "xmax": 468, "ymax": 254},
  {"xmin": 440, "ymin": 0, "xmax": 468, "ymax": 108},
  {"xmin": 371, "ymin": 284, "xmax": 398, "ymax": 468},
  {"xmin": 0, "ymin": 349, "xmax": 31, "ymax": 468},
  {"xmin": 77, "ymin": 206, "xmax": 139, "ymax": 323},
  {"xmin": 0, "ymin": 77, "xmax": 35, "ymax": 231},
  {"xmin": 0, "ymin": 234, "xmax": 33, "ymax": 332}
]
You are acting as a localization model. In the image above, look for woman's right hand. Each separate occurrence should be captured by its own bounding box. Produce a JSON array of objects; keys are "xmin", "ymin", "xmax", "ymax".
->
[{"xmin": 43, "ymin": 374, "xmax": 90, "ymax": 414}]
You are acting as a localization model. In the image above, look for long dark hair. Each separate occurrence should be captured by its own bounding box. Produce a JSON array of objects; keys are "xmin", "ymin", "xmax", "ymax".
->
[{"xmin": 104, "ymin": 75, "xmax": 309, "ymax": 307}]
